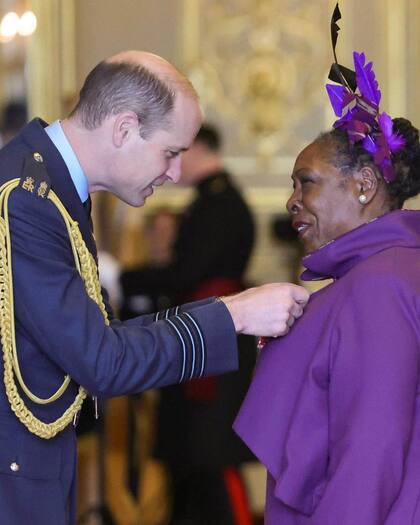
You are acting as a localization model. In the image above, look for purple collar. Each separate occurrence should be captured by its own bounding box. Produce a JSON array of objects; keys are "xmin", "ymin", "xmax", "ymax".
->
[{"xmin": 301, "ymin": 209, "xmax": 420, "ymax": 281}]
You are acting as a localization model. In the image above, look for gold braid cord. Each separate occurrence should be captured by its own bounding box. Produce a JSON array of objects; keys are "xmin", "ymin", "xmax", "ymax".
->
[{"xmin": 0, "ymin": 179, "xmax": 109, "ymax": 439}]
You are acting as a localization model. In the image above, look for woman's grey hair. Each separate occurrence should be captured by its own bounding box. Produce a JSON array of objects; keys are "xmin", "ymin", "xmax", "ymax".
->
[{"xmin": 315, "ymin": 120, "xmax": 420, "ymax": 207}]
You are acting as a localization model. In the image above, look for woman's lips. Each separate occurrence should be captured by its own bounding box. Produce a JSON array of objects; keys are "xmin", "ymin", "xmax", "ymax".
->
[{"xmin": 293, "ymin": 221, "xmax": 311, "ymax": 238}]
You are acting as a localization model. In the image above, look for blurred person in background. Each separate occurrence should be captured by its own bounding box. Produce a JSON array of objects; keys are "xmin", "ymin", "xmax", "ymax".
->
[
  {"xmin": 120, "ymin": 124, "xmax": 255, "ymax": 310},
  {"xmin": 0, "ymin": 100, "xmax": 27, "ymax": 147},
  {"xmin": 99, "ymin": 208, "xmax": 179, "ymax": 525},
  {"xmin": 119, "ymin": 207, "xmax": 180, "ymax": 319},
  {"xmin": 143, "ymin": 207, "xmax": 179, "ymax": 267},
  {"xmin": 121, "ymin": 124, "xmax": 258, "ymax": 525}
]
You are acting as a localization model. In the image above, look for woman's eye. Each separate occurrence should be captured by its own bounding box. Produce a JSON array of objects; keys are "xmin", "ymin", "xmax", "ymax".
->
[{"xmin": 301, "ymin": 176, "xmax": 313, "ymax": 185}]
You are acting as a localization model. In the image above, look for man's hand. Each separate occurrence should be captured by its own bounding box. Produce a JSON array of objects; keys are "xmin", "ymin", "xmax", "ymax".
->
[{"xmin": 221, "ymin": 283, "xmax": 310, "ymax": 337}]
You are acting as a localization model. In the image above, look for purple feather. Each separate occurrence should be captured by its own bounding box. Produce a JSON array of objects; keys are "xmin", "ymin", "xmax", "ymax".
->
[
  {"xmin": 362, "ymin": 135, "xmax": 377, "ymax": 154},
  {"xmin": 353, "ymin": 52, "xmax": 381, "ymax": 106},
  {"xmin": 378, "ymin": 112, "xmax": 393, "ymax": 137},
  {"xmin": 380, "ymin": 159, "xmax": 396, "ymax": 183},
  {"xmin": 326, "ymin": 84, "xmax": 348, "ymax": 116},
  {"xmin": 378, "ymin": 112, "xmax": 405, "ymax": 151},
  {"xmin": 325, "ymin": 45, "xmax": 403, "ymax": 184},
  {"xmin": 346, "ymin": 119, "xmax": 371, "ymax": 144},
  {"xmin": 388, "ymin": 134, "xmax": 406, "ymax": 151}
]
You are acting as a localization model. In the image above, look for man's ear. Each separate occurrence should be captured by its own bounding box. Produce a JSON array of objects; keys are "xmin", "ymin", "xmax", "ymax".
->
[
  {"xmin": 354, "ymin": 165, "xmax": 380, "ymax": 204},
  {"xmin": 112, "ymin": 112, "xmax": 139, "ymax": 148}
]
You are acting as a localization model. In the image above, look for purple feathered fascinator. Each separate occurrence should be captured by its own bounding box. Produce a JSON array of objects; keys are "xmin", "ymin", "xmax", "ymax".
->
[{"xmin": 326, "ymin": 3, "xmax": 405, "ymax": 183}]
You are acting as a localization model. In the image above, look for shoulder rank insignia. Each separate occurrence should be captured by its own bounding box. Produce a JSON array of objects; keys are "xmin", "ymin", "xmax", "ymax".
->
[{"xmin": 19, "ymin": 152, "xmax": 51, "ymax": 199}]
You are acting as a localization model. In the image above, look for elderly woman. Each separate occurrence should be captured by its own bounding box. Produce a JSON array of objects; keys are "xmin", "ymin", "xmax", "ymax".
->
[{"xmin": 234, "ymin": 51, "xmax": 420, "ymax": 524}]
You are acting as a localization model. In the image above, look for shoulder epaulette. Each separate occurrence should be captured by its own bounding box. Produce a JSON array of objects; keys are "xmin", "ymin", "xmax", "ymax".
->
[
  {"xmin": 19, "ymin": 151, "xmax": 51, "ymax": 199},
  {"xmin": 0, "ymin": 175, "xmax": 106, "ymax": 439}
]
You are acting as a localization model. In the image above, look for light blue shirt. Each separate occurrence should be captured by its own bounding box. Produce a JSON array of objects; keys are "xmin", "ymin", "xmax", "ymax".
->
[{"xmin": 45, "ymin": 120, "xmax": 89, "ymax": 203}]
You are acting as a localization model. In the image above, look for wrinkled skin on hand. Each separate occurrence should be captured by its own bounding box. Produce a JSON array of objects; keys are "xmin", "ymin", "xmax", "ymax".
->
[{"xmin": 221, "ymin": 283, "xmax": 309, "ymax": 338}]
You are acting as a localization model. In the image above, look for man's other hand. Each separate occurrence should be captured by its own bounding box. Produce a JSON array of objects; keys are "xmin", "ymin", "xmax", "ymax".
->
[{"xmin": 221, "ymin": 283, "xmax": 309, "ymax": 337}]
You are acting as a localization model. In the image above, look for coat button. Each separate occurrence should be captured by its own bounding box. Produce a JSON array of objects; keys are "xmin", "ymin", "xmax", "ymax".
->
[
  {"xmin": 33, "ymin": 152, "xmax": 43, "ymax": 163},
  {"xmin": 10, "ymin": 462, "xmax": 19, "ymax": 472}
]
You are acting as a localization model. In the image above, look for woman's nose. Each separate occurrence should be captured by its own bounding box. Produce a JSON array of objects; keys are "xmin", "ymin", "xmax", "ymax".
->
[{"xmin": 286, "ymin": 188, "xmax": 302, "ymax": 215}]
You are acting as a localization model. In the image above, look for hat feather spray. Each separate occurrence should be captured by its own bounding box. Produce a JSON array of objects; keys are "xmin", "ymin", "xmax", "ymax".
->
[{"xmin": 325, "ymin": 3, "xmax": 404, "ymax": 182}]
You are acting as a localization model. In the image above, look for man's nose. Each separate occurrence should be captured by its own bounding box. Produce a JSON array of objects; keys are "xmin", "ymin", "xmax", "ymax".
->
[{"xmin": 166, "ymin": 155, "xmax": 182, "ymax": 183}]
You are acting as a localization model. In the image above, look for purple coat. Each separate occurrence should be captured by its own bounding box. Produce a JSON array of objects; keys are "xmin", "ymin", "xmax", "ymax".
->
[{"xmin": 234, "ymin": 209, "xmax": 420, "ymax": 524}]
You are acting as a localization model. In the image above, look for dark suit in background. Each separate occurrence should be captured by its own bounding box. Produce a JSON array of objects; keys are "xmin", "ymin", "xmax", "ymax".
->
[
  {"xmin": 121, "ymin": 163, "xmax": 257, "ymax": 525},
  {"xmin": 121, "ymin": 170, "xmax": 254, "ymax": 308}
]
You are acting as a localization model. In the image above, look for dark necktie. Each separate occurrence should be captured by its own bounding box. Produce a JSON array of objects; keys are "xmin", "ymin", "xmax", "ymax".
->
[
  {"xmin": 83, "ymin": 196, "xmax": 93, "ymax": 231},
  {"xmin": 83, "ymin": 196, "xmax": 92, "ymax": 217}
]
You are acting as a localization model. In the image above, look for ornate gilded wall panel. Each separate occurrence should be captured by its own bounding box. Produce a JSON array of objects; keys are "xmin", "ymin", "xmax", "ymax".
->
[{"xmin": 182, "ymin": 0, "xmax": 330, "ymax": 164}]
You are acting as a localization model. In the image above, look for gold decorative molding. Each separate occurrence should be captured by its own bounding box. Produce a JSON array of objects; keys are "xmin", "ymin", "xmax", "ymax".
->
[
  {"xmin": 182, "ymin": 0, "xmax": 329, "ymax": 158},
  {"xmin": 26, "ymin": 0, "xmax": 61, "ymax": 121},
  {"xmin": 60, "ymin": 0, "xmax": 76, "ymax": 102},
  {"xmin": 26, "ymin": 0, "xmax": 76, "ymax": 121}
]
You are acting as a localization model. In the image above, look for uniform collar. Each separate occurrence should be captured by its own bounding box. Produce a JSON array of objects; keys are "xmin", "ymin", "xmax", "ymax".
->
[
  {"xmin": 301, "ymin": 209, "xmax": 420, "ymax": 281},
  {"xmin": 45, "ymin": 120, "xmax": 89, "ymax": 203}
]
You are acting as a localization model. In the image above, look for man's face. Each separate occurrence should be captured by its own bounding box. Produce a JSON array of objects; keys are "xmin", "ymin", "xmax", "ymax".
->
[
  {"xmin": 110, "ymin": 94, "xmax": 202, "ymax": 206},
  {"xmin": 179, "ymin": 141, "xmax": 206, "ymax": 186}
]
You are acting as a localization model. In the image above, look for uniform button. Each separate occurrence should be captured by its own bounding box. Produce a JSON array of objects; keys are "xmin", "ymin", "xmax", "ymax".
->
[
  {"xmin": 10, "ymin": 462, "xmax": 19, "ymax": 472},
  {"xmin": 33, "ymin": 152, "xmax": 43, "ymax": 163}
]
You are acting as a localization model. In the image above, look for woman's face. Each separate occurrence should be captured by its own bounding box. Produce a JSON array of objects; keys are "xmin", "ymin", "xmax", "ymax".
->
[{"xmin": 287, "ymin": 141, "xmax": 364, "ymax": 253}]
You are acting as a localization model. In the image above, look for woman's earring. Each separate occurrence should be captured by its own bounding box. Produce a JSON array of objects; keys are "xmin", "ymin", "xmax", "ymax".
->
[{"xmin": 359, "ymin": 194, "xmax": 367, "ymax": 204}]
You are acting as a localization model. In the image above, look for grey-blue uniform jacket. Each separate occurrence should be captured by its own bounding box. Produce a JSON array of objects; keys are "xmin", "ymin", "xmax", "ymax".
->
[{"xmin": 0, "ymin": 119, "xmax": 238, "ymax": 525}]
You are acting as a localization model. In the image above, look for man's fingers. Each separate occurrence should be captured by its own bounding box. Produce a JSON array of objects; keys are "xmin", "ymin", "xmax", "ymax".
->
[
  {"xmin": 290, "ymin": 301, "xmax": 304, "ymax": 319},
  {"xmin": 276, "ymin": 325, "xmax": 290, "ymax": 337},
  {"xmin": 222, "ymin": 282, "xmax": 310, "ymax": 337},
  {"xmin": 290, "ymin": 285, "xmax": 310, "ymax": 305},
  {"xmin": 286, "ymin": 315, "xmax": 295, "ymax": 328}
]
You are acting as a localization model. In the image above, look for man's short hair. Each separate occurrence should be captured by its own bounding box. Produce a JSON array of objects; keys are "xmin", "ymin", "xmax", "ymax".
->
[
  {"xmin": 71, "ymin": 61, "xmax": 176, "ymax": 138},
  {"xmin": 195, "ymin": 124, "xmax": 222, "ymax": 152}
]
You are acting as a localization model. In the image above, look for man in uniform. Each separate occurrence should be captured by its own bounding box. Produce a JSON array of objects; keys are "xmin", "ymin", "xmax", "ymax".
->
[{"xmin": 0, "ymin": 51, "xmax": 308, "ymax": 524}]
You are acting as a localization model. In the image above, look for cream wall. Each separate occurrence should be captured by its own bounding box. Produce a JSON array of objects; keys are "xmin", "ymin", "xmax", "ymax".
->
[{"xmin": 75, "ymin": 0, "xmax": 182, "ymax": 84}]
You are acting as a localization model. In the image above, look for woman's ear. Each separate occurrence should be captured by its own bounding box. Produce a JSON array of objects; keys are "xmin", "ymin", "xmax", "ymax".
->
[
  {"xmin": 354, "ymin": 165, "xmax": 379, "ymax": 205},
  {"xmin": 112, "ymin": 111, "xmax": 139, "ymax": 148}
]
